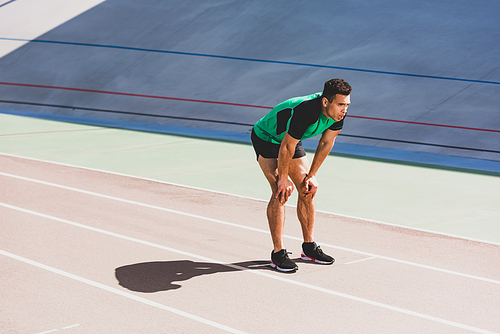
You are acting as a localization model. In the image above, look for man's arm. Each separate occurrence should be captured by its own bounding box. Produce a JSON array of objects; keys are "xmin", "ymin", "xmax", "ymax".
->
[
  {"xmin": 303, "ymin": 129, "xmax": 341, "ymax": 198},
  {"xmin": 276, "ymin": 132, "xmax": 300, "ymax": 203}
]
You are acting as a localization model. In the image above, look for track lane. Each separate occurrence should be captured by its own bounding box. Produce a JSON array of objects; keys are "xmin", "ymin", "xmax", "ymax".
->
[
  {"xmin": 1, "ymin": 204, "xmax": 498, "ymax": 334},
  {"xmin": 1, "ymin": 155, "xmax": 499, "ymax": 333},
  {"xmin": 0, "ymin": 168, "xmax": 498, "ymax": 285}
]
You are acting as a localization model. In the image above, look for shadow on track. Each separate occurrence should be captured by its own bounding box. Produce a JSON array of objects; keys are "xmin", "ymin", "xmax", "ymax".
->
[{"xmin": 115, "ymin": 260, "xmax": 272, "ymax": 293}]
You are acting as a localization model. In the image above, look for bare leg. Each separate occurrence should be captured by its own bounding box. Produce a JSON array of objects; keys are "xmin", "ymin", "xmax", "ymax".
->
[
  {"xmin": 266, "ymin": 195, "xmax": 286, "ymax": 252},
  {"xmin": 289, "ymin": 156, "xmax": 315, "ymax": 243},
  {"xmin": 258, "ymin": 156, "xmax": 287, "ymax": 252},
  {"xmin": 258, "ymin": 155, "xmax": 317, "ymax": 250},
  {"xmin": 297, "ymin": 194, "xmax": 315, "ymax": 243}
]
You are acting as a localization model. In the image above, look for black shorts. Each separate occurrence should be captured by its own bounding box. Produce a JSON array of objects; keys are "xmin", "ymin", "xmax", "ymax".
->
[{"xmin": 251, "ymin": 128, "xmax": 306, "ymax": 161}]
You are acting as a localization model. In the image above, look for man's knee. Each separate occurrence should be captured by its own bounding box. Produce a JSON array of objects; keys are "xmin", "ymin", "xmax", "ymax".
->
[{"xmin": 297, "ymin": 192, "xmax": 314, "ymax": 203}]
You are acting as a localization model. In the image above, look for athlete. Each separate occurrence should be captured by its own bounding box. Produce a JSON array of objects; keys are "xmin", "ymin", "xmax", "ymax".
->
[{"xmin": 251, "ymin": 78, "xmax": 352, "ymax": 272}]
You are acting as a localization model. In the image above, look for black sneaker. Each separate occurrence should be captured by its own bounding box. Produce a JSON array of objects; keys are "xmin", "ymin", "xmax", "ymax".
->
[
  {"xmin": 301, "ymin": 242, "xmax": 335, "ymax": 265},
  {"xmin": 270, "ymin": 249, "xmax": 298, "ymax": 272}
]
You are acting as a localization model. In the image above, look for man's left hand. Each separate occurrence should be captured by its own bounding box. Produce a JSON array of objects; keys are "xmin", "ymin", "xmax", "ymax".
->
[{"xmin": 303, "ymin": 174, "xmax": 318, "ymax": 198}]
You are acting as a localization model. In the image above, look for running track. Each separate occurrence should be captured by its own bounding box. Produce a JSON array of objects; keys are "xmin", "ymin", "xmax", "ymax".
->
[{"xmin": 1, "ymin": 154, "xmax": 499, "ymax": 333}]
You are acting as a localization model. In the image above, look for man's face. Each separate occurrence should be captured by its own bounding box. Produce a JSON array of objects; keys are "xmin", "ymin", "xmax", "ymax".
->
[{"xmin": 322, "ymin": 94, "xmax": 351, "ymax": 122}]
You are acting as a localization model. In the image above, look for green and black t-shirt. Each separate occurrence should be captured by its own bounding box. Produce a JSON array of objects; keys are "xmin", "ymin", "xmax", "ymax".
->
[{"xmin": 253, "ymin": 92, "xmax": 344, "ymax": 144}]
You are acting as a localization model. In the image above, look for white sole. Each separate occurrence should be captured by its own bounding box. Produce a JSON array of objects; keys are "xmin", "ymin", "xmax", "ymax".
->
[
  {"xmin": 269, "ymin": 261, "xmax": 297, "ymax": 272},
  {"xmin": 301, "ymin": 254, "xmax": 334, "ymax": 265}
]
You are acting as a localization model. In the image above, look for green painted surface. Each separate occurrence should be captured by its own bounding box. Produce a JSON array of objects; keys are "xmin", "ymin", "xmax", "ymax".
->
[{"xmin": 1, "ymin": 113, "xmax": 499, "ymax": 244}]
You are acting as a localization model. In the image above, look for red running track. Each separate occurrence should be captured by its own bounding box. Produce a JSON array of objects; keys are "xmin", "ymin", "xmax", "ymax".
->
[{"xmin": 1, "ymin": 154, "xmax": 499, "ymax": 333}]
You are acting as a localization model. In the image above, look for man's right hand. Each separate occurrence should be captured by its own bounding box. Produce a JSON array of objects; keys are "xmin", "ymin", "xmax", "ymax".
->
[{"xmin": 275, "ymin": 177, "xmax": 294, "ymax": 203}]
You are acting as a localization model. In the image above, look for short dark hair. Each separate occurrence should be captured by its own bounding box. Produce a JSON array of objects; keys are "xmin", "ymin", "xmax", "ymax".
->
[{"xmin": 322, "ymin": 78, "xmax": 352, "ymax": 102}]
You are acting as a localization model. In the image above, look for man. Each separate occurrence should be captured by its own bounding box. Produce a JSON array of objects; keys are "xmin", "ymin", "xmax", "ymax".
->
[{"xmin": 251, "ymin": 78, "xmax": 352, "ymax": 272}]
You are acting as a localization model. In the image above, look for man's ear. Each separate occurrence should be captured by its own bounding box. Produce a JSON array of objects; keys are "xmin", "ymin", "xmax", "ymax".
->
[{"xmin": 322, "ymin": 97, "xmax": 329, "ymax": 108}]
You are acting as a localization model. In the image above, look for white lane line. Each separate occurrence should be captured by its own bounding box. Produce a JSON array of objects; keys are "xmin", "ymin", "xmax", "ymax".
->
[
  {"xmin": 1, "ymin": 204, "xmax": 498, "ymax": 334},
  {"xmin": 0, "ymin": 249, "xmax": 246, "ymax": 334},
  {"xmin": 2, "ymin": 152, "xmax": 499, "ymax": 248},
  {"xmin": 0, "ymin": 171, "xmax": 265, "ymax": 234},
  {"xmin": 36, "ymin": 324, "xmax": 80, "ymax": 334},
  {"xmin": 36, "ymin": 330, "xmax": 57, "ymax": 334},
  {"xmin": 1, "ymin": 171, "xmax": 498, "ymax": 285},
  {"xmin": 62, "ymin": 324, "xmax": 80, "ymax": 330},
  {"xmin": 345, "ymin": 256, "xmax": 377, "ymax": 265}
]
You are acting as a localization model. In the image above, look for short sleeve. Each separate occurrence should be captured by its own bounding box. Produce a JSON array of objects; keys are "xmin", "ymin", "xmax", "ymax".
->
[
  {"xmin": 329, "ymin": 118, "xmax": 344, "ymax": 131},
  {"xmin": 287, "ymin": 100, "xmax": 320, "ymax": 140}
]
